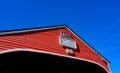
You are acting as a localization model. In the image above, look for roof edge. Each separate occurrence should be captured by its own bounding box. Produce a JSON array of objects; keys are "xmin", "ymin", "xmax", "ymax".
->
[
  {"xmin": 0, "ymin": 24, "xmax": 67, "ymax": 35},
  {"xmin": 65, "ymin": 26, "xmax": 110, "ymax": 64}
]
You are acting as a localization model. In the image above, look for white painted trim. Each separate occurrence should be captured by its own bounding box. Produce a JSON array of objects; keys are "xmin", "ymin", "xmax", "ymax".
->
[
  {"xmin": 0, "ymin": 48, "xmax": 110, "ymax": 73},
  {"xmin": 108, "ymin": 63, "xmax": 112, "ymax": 73}
]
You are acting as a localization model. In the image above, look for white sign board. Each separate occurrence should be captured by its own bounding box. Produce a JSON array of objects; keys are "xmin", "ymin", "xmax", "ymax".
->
[{"xmin": 59, "ymin": 36, "xmax": 77, "ymax": 49}]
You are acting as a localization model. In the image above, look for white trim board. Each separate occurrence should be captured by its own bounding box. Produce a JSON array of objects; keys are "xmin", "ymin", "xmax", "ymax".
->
[{"xmin": 0, "ymin": 48, "xmax": 110, "ymax": 73}]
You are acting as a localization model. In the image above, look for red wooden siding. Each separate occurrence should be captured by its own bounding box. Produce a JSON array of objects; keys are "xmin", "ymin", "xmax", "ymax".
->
[{"xmin": 0, "ymin": 27, "xmax": 110, "ymax": 73}]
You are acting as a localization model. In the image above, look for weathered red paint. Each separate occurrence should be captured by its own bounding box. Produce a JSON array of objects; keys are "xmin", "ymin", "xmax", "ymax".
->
[{"xmin": 0, "ymin": 26, "xmax": 110, "ymax": 73}]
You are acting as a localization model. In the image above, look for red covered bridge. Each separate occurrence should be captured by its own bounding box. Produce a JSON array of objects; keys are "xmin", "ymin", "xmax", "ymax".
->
[{"xmin": 0, "ymin": 25, "xmax": 111, "ymax": 73}]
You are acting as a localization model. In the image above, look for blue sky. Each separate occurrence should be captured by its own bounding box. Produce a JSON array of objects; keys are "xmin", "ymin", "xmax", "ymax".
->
[{"xmin": 0, "ymin": 0, "xmax": 120, "ymax": 73}]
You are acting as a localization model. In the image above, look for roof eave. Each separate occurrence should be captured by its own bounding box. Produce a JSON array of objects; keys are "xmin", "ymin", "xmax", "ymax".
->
[{"xmin": 0, "ymin": 24, "xmax": 67, "ymax": 35}]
